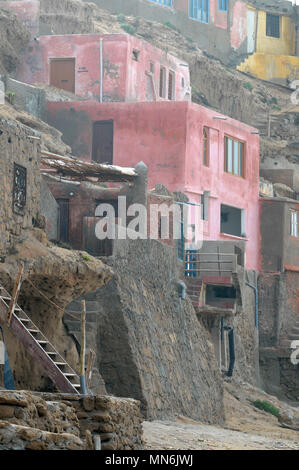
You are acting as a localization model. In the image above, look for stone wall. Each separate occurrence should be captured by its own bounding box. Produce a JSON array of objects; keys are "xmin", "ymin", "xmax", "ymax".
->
[
  {"xmin": 2, "ymin": 76, "xmax": 46, "ymax": 120},
  {"xmin": 0, "ymin": 119, "xmax": 41, "ymax": 258},
  {"xmin": 65, "ymin": 238, "xmax": 225, "ymax": 425},
  {"xmin": 0, "ymin": 390, "xmax": 143, "ymax": 450}
]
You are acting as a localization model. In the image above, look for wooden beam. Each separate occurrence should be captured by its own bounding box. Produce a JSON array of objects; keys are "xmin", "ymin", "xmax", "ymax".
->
[
  {"xmin": 7, "ymin": 264, "xmax": 24, "ymax": 326},
  {"xmin": 80, "ymin": 300, "xmax": 87, "ymax": 394},
  {"xmin": 85, "ymin": 349, "xmax": 96, "ymax": 390}
]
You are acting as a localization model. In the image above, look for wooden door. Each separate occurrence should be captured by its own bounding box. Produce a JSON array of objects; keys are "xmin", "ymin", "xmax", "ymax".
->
[
  {"xmin": 92, "ymin": 121, "xmax": 114, "ymax": 164},
  {"xmin": 50, "ymin": 58, "xmax": 75, "ymax": 93}
]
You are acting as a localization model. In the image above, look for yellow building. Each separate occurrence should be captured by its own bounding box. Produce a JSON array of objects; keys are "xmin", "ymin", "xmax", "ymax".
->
[{"xmin": 238, "ymin": 0, "xmax": 299, "ymax": 85}]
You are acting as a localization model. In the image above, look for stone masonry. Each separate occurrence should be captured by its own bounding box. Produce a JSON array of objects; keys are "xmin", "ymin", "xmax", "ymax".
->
[
  {"xmin": 0, "ymin": 118, "xmax": 41, "ymax": 258},
  {"xmin": 0, "ymin": 390, "xmax": 144, "ymax": 450}
]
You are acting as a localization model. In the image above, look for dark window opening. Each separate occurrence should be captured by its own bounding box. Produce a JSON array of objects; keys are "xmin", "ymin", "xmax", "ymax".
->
[
  {"xmin": 206, "ymin": 284, "xmax": 236, "ymax": 308},
  {"xmin": 92, "ymin": 121, "xmax": 114, "ymax": 164},
  {"xmin": 221, "ymin": 204, "xmax": 245, "ymax": 237},
  {"xmin": 266, "ymin": 13, "xmax": 280, "ymax": 38},
  {"xmin": 13, "ymin": 163, "xmax": 27, "ymax": 215},
  {"xmin": 132, "ymin": 49, "xmax": 140, "ymax": 61}
]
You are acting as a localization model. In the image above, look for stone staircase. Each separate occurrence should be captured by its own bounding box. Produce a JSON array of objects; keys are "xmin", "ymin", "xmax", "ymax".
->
[{"xmin": 0, "ymin": 285, "xmax": 81, "ymax": 394}]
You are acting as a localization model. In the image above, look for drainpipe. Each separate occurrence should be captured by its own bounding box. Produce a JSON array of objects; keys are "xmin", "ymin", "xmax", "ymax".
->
[
  {"xmin": 246, "ymin": 270, "xmax": 258, "ymax": 328},
  {"xmin": 224, "ymin": 326, "xmax": 235, "ymax": 377},
  {"xmin": 99, "ymin": 38, "xmax": 103, "ymax": 103}
]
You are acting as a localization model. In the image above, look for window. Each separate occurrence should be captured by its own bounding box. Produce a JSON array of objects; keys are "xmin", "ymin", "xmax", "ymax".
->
[
  {"xmin": 150, "ymin": 61, "xmax": 155, "ymax": 74},
  {"xmin": 148, "ymin": 0, "xmax": 173, "ymax": 6},
  {"xmin": 266, "ymin": 13, "xmax": 280, "ymax": 38},
  {"xmin": 159, "ymin": 66, "xmax": 166, "ymax": 98},
  {"xmin": 168, "ymin": 70, "xmax": 175, "ymax": 100},
  {"xmin": 203, "ymin": 127, "xmax": 209, "ymax": 166},
  {"xmin": 290, "ymin": 210, "xmax": 298, "ymax": 237},
  {"xmin": 189, "ymin": 0, "xmax": 209, "ymax": 23},
  {"xmin": 218, "ymin": 0, "xmax": 228, "ymax": 11},
  {"xmin": 13, "ymin": 163, "xmax": 27, "ymax": 215},
  {"xmin": 132, "ymin": 49, "xmax": 140, "ymax": 61},
  {"xmin": 224, "ymin": 136, "xmax": 245, "ymax": 177},
  {"xmin": 221, "ymin": 204, "xmax": 245, "ymax": 237}
]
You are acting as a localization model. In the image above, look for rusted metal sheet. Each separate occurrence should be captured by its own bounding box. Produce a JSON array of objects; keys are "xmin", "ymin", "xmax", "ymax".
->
[{"xmin": 50, "ymin": 58, "xmax": 75, "ymax": 93}]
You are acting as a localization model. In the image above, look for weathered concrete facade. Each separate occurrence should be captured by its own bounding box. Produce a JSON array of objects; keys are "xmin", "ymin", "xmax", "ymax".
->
[
  {"xmin": 86, "ymin": 0, "xmax": 249, "ymax": 65},
  {"xmin": 0, "ymin": 119, "xmax": 41, "ymax": 258},
  {"xmin": 46, "ymin": 100, "xmax": 260, "ymax": 270},
  {"xmin": 16, "ymin": 33, "xmax": 191, "ymax": 102},
  {"xmin": 259, "ymin": 196, "xmax": 299, "ymax": 402}
]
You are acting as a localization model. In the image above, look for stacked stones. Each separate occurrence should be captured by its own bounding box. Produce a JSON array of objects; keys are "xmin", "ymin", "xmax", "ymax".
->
[
  {"xmin": 0, "ymin": 390, "xmax": 84, "ymax": 450},
  {"xmin": 37, "ymin": 393, "xmax": 144, "ymax": 450}
]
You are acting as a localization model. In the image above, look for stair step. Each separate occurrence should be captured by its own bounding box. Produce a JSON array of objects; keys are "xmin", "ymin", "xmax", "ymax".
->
[{"xmin": 0, "ymin": 283, "xmax": 80, "ymax": 395}]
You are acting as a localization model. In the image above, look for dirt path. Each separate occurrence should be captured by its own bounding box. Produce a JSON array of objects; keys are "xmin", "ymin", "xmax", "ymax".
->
[
  {"xmin": 143, "ymin": 420, "xmax": 299, "ymax": 450},
  {"xmin": 143, "ymin": 379, "xmax": 299, "ymax": 450}
]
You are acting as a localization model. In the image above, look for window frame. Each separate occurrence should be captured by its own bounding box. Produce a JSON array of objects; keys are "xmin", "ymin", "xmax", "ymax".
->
[
  {"xmin": 266, "ymin": 13, "xmax": 280, "ymax": 39},
  {"xmin": 290, "ymin": 210, "xmax": 298, "ymax": 238},
  {"xmin": 203, "ymin": 126, "xmax": 210, "ymax": 167},
  {"xmin": 218, "ymin": 0, "xmax": 228, "ymax": 12},
  {"xmin": 147, "ymin": 0, "xmax": 173, "ymax": 7},
  {"xmin": 224, "ymin": 135, "xmax": 246, "ymax": 178},
  {"xmin": 189, "ymin": 0, "xmax": 210, "ymax": 24}
]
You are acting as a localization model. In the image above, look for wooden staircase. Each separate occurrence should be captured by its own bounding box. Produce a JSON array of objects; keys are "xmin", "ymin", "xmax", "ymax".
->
[{"xmin": 0, "ymin": 285, "xmax": 81, "ymax": 394}]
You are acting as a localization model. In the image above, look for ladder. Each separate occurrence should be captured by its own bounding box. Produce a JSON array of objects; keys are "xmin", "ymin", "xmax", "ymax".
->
[{"xmin": 0, "ymin": 284, "xmax": 81, "ymax": 394}]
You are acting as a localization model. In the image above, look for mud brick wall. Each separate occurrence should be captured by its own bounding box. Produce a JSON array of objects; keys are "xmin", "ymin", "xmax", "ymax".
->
[
  {"xmin": 0, "ymin": 390, "xmax": 85, "ymax": 450},
  {"xmin": 34, "ymin": 392, "xmax": 144, "ymax": 450},
  {"xmin": 0, "ymin": 119, "xmax": 41, "ymax": 258},
  {"xmin": 0, "ymin": 390, "xmax": 143, "ymax": 450}
]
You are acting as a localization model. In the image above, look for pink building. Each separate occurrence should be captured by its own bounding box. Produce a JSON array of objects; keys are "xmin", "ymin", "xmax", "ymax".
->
[
  {"xmin": 17, "ymin": 33, "xmax": 191, "ymax": 102},
  {"xmin": 46, "ymin": 100, "xmax": 260, "ymax": 271}
]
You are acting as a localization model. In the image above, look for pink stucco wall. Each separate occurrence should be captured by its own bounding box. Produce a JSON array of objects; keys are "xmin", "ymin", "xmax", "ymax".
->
[
  {"xmin": 17, "ymin": 33, "xmax": 191, "ymax": 102},
  {"xmin": 46, "ymin": 100, "xmax": 260, "ymax": 270},
  {"xmin": 230, "ymin": 0, "xmax": 248, "ymax": 50}
]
